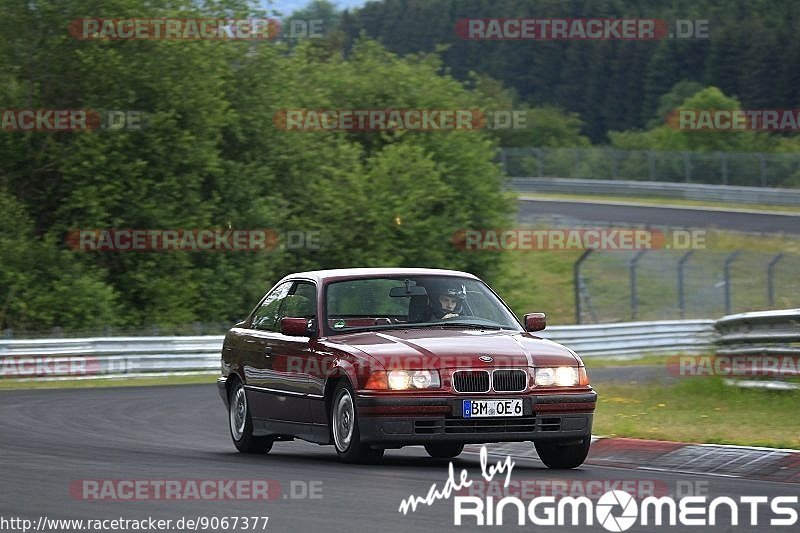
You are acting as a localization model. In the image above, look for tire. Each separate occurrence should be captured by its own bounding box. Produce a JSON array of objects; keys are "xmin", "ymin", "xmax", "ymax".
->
[
  {"xmin": 228, "ymin": 380, "xmax": 273, "ymax": 454},
  {"xmin": 330, "ymin": 382, "xmax": 384, "ymax": 464},
  {"xmin": 424, "ymin": 443, "xmax": 464, "ymax": 459},
  {"xmin": 534, "ymin": 437, "xmax": 590, "ymax": 469}
]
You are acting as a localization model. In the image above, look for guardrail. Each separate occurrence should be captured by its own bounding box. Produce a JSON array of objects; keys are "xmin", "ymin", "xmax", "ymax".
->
[
  {"xmin": 509, "ymin": 177, "xmax": 800, "ymax": 206},
  {"xmin": 715, "ymin": 308, "xmax": 800, "ymax": 347},
  {"xmin": 0, "ymin": 336, "xmax": 222, "ymax": 380},
  {"xmin": 714, "ymin": 309, "xmax": 800, "ymax": 388},
  {"xmin": 0, "ymin": 320, "xmax": 719, "ymax": 380},
  {"xmin": 501, "ymin": 147, "xmax": 800, "ymax": 189},
  {"xmin": 4, "ymin": 311, "xmax": 795, "ymax": 385},
  {"xmin": 539, "ymin": 320, "xmax": 715, "ymax": 358}
]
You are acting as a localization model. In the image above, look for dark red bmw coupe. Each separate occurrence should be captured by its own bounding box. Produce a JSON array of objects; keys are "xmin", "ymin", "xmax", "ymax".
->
[{"xmin": 218, "ymin": 268, "xmax": 596, "ymax": 467}]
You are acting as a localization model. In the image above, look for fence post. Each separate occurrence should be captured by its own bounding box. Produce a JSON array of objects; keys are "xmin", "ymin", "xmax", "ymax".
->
[
  {"xmin": 723, "ymin": 250, "xmax": 741, "ymax": 315},
  {"xmin": 767, "ymin": 253, "xmax": 784, "ymax": 307},
  {"xmin": 677, "ymin": 250, "xmax": 694, "ymax": 319},
  {"xmin": 629, "ymin": 250, "xmax": 647, "ymax": 320},
  {"xmin": 610, "ymin": 148, "xmax": 619, "ymax": 178},
  {"xmin": 647, "ymin": 150, "xmax": 656, "ymax": 180},
  {"xmin": 719, "ymin": 152, "xmax": 728, "ymax": 185},
  {"xmin": 574, "ymin": 249, "xmax": 594, "ymax": 324},
  {"xmin": 533, "ymin": 148, "xmax": 543, "ymax": 177},
  {"xmin": 572, "ymin": 148, "xmax": 581, "ymax": 178},
  {"xmin": 682, "ymin": 151, "xmax": 691, "ymax": 183},
  {"xmin": 757, "ymin": 154, "xmax": 767, "ymax": 186}
]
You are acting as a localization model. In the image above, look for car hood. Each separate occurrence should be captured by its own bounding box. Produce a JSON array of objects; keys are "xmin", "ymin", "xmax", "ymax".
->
[{"xmin": 327, "ymin": 328, "xmax": 580, "ymax": 370}]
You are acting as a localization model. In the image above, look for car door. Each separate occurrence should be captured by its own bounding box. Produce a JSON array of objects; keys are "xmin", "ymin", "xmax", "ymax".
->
[
  {"xmin": 241, "ymin": 281, "xmax": 292, "ymax": 421},
  {"xmin": 242, "ymin": 280, "xmax": 318, "ymax": 426},
  {"xmin": 262, "ymin": 280, "xmax": 319, "ymax": 426}
]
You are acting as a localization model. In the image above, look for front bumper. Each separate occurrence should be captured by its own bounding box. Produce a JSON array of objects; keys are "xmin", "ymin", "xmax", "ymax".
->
[{"xmin": 355, "ymin": 391, "xmax": 595, "ymax": 445}]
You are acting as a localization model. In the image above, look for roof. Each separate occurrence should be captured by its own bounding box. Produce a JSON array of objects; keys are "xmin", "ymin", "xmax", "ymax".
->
[{"xmin": 277, "ymin": 267, "xmax": 480, "ymax": 284}]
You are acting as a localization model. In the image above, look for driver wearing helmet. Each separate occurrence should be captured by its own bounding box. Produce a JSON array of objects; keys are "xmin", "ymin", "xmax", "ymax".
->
[{"xmin": 431, "ymin": 285, "xmax": 467, "ymax": 320}]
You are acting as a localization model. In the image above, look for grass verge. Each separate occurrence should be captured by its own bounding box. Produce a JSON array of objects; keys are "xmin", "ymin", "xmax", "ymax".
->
[
  {"xmin": 581, "ymin": 355, "xmax": 671, "ymax": 368},
  {"xmin": 0, "ymin": 374, "xmax": 216, "ymax": 390},
  {"xmin": 592, "ymin": 376, "xmax": 800, "ymax": 449}
]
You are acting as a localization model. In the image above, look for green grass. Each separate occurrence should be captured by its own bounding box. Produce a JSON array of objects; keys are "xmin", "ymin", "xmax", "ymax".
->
[
  {"xmin": 581, "ymin": 355, "xmax": 671, "ymax": 368},
  {"xmin": 520, "ymin": 192, "xmax": 800, "ymax": 214},
  {"xmin": 592, "ymin": 377, "xmax": 800, "ymax": 449},
  {"xmin": 0, "ymin": 374, "xmax": 216, "ymax": 390}
]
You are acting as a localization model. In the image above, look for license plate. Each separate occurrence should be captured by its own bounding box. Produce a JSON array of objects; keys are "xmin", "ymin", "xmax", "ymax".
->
[{"xmin": 462, "ymin": 399, "xmax": 522, "ymax": 418}]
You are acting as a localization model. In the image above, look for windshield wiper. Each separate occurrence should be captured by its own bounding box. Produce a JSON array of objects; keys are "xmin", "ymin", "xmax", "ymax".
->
[{"xmin": 435, "ymin": 322, "xmax": 505, "ymax": 330}]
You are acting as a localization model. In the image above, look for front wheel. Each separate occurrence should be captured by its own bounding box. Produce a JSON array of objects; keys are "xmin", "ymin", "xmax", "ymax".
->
[
  {"xmin": 534, "ymin": 437, "xmax": 590, "ymax": 469},
  {"xmin": 424, "ymin": 443, "xmax": 464, "ymax": 459},
  {"xmin": 229, "ymin": 381, "xmax": 273, "ymax": 454},
  {"xmin": 331, "ymin": 382, "xmax": 384, "ymax": 464}
]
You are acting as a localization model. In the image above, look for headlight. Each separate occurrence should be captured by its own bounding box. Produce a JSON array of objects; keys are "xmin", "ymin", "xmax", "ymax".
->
[
  {"xmin": 555, "ymin": 367, "xmax": 578, "ymax": 386},
  {"xmin": 535, "ymin": 367, "xmax": 555, "ymax": 386},
  {"xmin": 387, "ymin": 370, "xmax": 440, "ymax": 390},
  {"xmin": 535, "ymin": 367, "xmax": 581, "ymax": 386}
]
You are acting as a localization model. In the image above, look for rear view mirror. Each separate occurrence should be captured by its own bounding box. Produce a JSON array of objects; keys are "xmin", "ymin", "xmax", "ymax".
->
[
  {"xmin": 389, "ymin": 285, "xmax": 428, "ymax": 297},
  {"xmin": 280, "ymin": 317, "xmax": 315, "ymax": 337},
  {"xmin": 523, "ymin": 312, "xmax": 546, "ymax": 332}
]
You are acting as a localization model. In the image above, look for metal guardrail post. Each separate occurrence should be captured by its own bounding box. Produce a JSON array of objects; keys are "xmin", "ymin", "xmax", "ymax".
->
[
  {"xmin": 682, "ymin": 151, "xmax": 691, "ymax": 183},
  {"xmin": 629, "ymin": 250, "xmax": 647, "ymax": 320},
  {"xmin": 767, "ymin": 253, "xmax": 784, "ymax": 307},
  {"xmin": 677, "ymin": 250, "xmax": 695, "ymax": 319},
  {"xmin": 719, "ymin": 152, "xmax": 728, "ymax": 185},
  {"xmin": 610, "ymin": 148, "xmax": 619, "ymax": 178},
  {"xmin": 723, "ymin": 250, "xmax": 741, "ymax": 315},
  {"xmin": 574, "ymin": 249, "xmax": 593, "ymax": 325},
  {"xmin": 533, "ymin": 148, "xmax": 543, "ymax": 177},
  {"xmin": 647, "ymin": 151, "xmax": 656, "ymax": 180}
]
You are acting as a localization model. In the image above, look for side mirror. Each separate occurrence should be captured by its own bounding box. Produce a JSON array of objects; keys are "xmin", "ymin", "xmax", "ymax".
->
[
  {"xmin": 523, "ymin": 312, "xmax": 546, "ymax": 332},
  {"xmin": 280, "ymin": 317, "xmax": 315, "ymax": 337}
]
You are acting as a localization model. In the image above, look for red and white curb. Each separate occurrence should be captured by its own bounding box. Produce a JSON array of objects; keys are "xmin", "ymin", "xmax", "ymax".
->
[{"xmin": 467, "ymin": 437, "xmax": 800, "ymax": 483}]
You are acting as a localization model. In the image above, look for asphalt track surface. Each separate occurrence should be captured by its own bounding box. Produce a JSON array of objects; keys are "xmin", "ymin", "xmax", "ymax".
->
[
  {"xmin": 517, "ymin": 199, "xmax": 800, "ymax": 234},
  {"xmin": 1, "ymin": 385, "xmax": 797, "ymax": 533}
]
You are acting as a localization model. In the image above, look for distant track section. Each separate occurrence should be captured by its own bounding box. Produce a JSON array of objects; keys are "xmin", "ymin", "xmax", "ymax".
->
[{"xmin": 518, "ymin": 198, "xmax": 800, "ymax": 234}]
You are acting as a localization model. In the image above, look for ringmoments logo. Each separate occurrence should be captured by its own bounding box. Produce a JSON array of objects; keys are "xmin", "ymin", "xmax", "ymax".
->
[
  {"xmin": 397, "ymin": 450, "xmax": 799, "ymax": 529},
  {"xmin": 452, "ymin": 491, "xmax": 798, "ymax": 528}
]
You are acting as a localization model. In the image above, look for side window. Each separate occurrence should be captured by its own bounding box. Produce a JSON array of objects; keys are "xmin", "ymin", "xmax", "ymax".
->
[
  {"xmin": 250, "ymin": 282, "xmax": 292, "ymax": 332},
  {"xmin": 279, "ymin": 281, "xmax": 317, "ymax": 320}
]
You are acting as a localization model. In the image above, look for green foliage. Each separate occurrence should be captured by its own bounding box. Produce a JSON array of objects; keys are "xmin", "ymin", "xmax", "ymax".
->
[
  {"xmin": 610, "ymin": 85, "xmax": 776, "ymax": 153},
  {"xmin": 0, "ymin": 192, "xmax": 119, "ymax": 331},
  {"xmin": 339, "ymin": 0, "xmax": 800, "ymax": 143},
  {"xmin": 0, "ymin": 1, "xmax": 512, "ymax": 333}
]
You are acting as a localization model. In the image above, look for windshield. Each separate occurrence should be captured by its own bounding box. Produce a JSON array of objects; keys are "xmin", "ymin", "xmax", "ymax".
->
[{"xmin": 324, "ymin": 276, "xmax": 521, "ymax": 334}]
